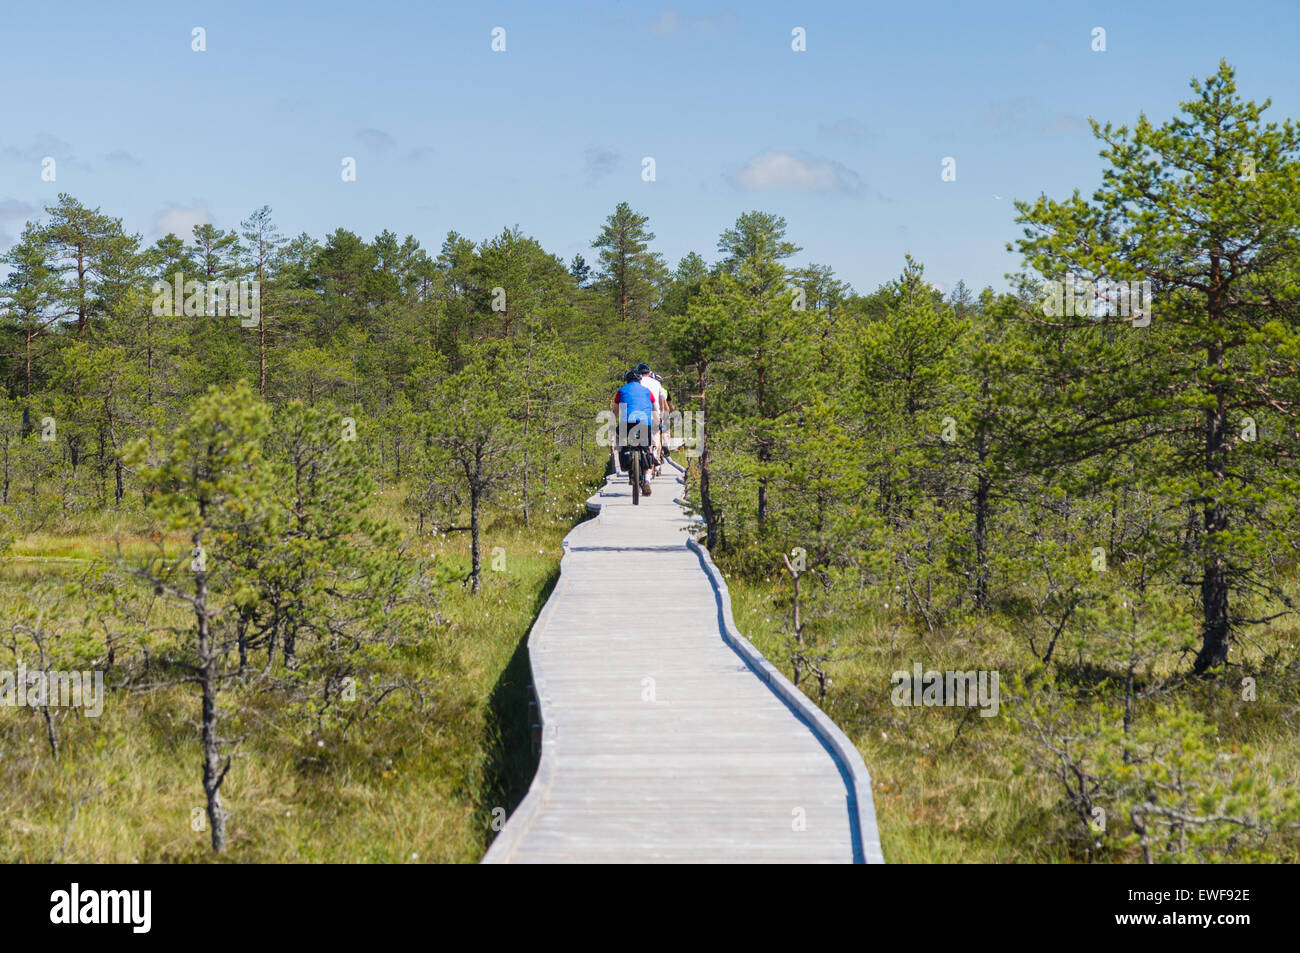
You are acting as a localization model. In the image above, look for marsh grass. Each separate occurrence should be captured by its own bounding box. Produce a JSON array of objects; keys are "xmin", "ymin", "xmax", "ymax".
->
[
  {"xmin": 0, "ymin": 481, "xmax": 598, "ymax": 863},
  {"xmin": 725, "ymin": 574, "xmax": 1300, "ymax": 863}
]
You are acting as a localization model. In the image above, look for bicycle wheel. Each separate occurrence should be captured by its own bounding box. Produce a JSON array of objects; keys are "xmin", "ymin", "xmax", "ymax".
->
[{"xmin": 631, "ymin": 447, "xmax": 641, "ymax": 505}]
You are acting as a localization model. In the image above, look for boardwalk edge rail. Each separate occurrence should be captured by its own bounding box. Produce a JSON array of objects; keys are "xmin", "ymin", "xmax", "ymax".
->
[
  {"xmin": 686, "ymin": 536, "xmax": 886, "ymax": 864},
  {"xmin": 669, "ymin": 455, "xmax": 884, "ymax": 864}
]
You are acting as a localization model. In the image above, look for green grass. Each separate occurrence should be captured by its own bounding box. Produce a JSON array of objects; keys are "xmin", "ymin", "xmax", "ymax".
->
[
  {"xmin": 722, "ymin": 570, "xmax": 1300, "ymax": 864},
  {"xmin": 0, "ymin": 481, "xmax": 598, "ymax": 863}
]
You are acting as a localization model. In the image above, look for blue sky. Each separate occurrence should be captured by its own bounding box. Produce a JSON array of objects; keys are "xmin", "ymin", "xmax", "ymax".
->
[{"xmin": 2, "ymin": 0, "xmax": 1297, "ymax": 295}]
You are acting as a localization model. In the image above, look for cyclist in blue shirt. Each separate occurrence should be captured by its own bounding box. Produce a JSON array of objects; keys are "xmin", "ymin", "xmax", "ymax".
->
[{"xmin": 613, "ymin": 369, "xmax": 656, "ymax": 496}]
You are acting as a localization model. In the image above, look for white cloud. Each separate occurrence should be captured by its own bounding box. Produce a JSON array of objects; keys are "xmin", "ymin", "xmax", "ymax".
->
[
  {"xmin": 153, "ymin": 201, "xmax": 212, "ymax": 241},
  {"xmin": 732, "ymin": 151, "xmax": 861, "ymax": 193}
]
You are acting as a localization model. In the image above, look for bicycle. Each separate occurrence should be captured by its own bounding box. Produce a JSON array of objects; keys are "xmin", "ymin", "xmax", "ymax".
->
[{"xmin": 618, "ymin": 420, "xmax": 655, "ymax": 506}]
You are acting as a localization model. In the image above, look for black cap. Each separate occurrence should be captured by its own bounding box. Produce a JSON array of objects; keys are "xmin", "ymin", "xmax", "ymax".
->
[
  {"xmin": 624, "ymin": 370, "xmax": 639, "ymax": 383},
  {"xmin": 636, "ymin": 362, "xmax": 651, "ymax": 374}
]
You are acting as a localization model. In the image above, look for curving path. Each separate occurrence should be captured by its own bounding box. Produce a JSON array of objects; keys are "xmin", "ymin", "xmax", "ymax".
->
[{"xmin": 483, "ymin": 458, "xmax": 883, "ymax": 864}]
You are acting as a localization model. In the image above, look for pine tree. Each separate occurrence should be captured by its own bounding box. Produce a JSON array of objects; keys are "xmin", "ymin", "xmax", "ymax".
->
[
  {"xmin": 591, "ymin": 202, "xmax": 666, "ymax": 323},
  {"xmin": 239, "ymin": 206, "xmax": 286, "ymax": 396},
  {"xmin": 42, "ymin": 194, "xmax": 124, "ymax": 337},
  {"xmin": 569, "ymin": 253, "xmax": 591, "ymax": 288},
  {"xmin": 417, "ymin": 347, "xmax": 522, "ymax": 592},
  {"xmin": 658, "ymin": 252, "xmax": 710, "ymax": 318},
  {"xmin": 711, "ymin": 213, "xmax": 807, "ymax": 536},
  {"xmin": 0, "ymin": 224, "xmax": 63, "ymax": 398},
  {"xmin": 1012, "ymin": 61, "xmax": 1300, "ymax": 674},
  {"xmin": 123, "ymin": 380, "xmax": 276, "ymax": 852}
]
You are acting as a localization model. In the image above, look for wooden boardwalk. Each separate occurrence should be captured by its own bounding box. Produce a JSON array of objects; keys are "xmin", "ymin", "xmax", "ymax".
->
[{"xmin": 483, "ymin": 459, "xmax": 883, "ymax": 864}]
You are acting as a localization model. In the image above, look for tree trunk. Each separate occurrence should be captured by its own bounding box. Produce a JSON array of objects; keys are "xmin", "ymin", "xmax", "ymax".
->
[
  {"xmin": 619, "ymin": 257, "xmax": 629, "ymax": 322},
  {"xmin": 109, "ymin": 413, "xmax": 123, "ymax": 508},
  {"xmin": 973, "ymin": 471, "xmax": 990, "ymax": 611},
  {"xmin": 756, "ymin": 339, "xmax": 768, "ymax": 532},
  {"xmin": 1197, "ymin": 502, "xmax": 1230, "ymax": 674},
  {"xmin": 788, "ymin": 559, "xmax": 803, "ymax": 687},
  {"xmin": 237, "ymin": 611, "xmax": 249, "ymax": 674},
  {"xmin": 522, "ymin": 340, "xmax": 533, "ymax": 525},
  {"xmin": 258, "ymin": 265, "xmax": 267, "ymax": 396},
  {"xmin": 696, "ymin": 361, "xmax": 719, "ymax": 548},
  {"xmin": 1195, "ymin": 258, "xmax": 1230, "ymax": 675},
  {"xmin": 470, "ymin": 488, "xmax": 482, "ymax": 593},
  {"xmin": 40, "ymin": 702, "xmax": 58, "ymax": 760},
  {"xmin": 146, "ymin": 310, "xmax": 154, "ymax": 410},
  {"xmin": 1196, "ymin": 428, "xmax": 1231, "ymax": 673},
  {"xmin": 77, "ymin": 247, "xmax": 88, "ymax": 336},
  {"xmin": 194, "ymin": 531, "xmax": 228, "ymax": 852},
  {"xmin": 98, "ymin": 426, "xmax": 108, "ymax": 507}
]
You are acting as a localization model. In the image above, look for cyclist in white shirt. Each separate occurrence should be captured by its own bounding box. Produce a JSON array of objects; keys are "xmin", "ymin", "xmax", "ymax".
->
[{"xmin": 635, "ymin": 362, "xmax": 672, "ymax": 476}]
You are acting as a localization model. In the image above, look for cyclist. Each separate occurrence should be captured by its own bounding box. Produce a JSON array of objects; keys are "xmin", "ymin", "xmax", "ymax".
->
[
  {"xmin": 612, "ymin": 369, "xmax": 655, "ymax": 496},
  {"xmin": 635, "ymin": 362, "xmax": 672, "ymax": 475}
]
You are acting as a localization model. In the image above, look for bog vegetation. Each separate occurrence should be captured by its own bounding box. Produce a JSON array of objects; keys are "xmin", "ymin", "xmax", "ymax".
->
[{"xmin": 2, "ymin": 62, "xmax": 1298, "ymax": 862}]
